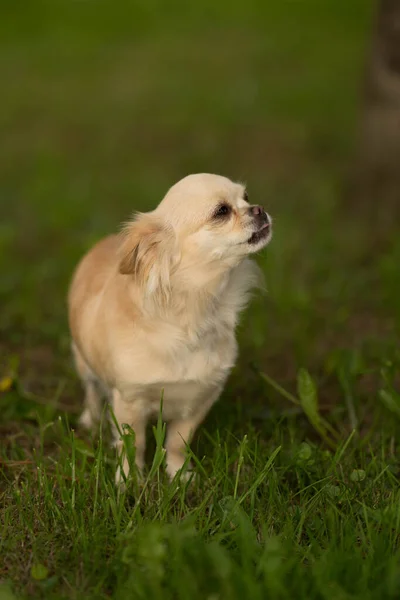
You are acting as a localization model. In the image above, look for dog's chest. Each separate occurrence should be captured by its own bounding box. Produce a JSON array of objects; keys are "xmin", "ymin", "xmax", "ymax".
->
[
  {"xmin": 173, "ymin": 328, "xmax": 236, "ymax": 381},
  {"xmin": 117, "ymin": 314, "xmax": 237, "ymax": 389},
  {"xmin": 113, "ymin": 324, "xmax": 236, "ymax": 420},
  {"xmin": 153, "ymin": 321, "xmax": 237, "ymax": 382},
  {"xmin": 121, "ymin": 325, "xmax": 237, "ymax": 420}
]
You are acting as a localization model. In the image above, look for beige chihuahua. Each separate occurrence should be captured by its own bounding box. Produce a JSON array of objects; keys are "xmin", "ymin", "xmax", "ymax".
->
[{"xmin": 68, "ymin": 173, "xmax": 272, "ymax": 483}]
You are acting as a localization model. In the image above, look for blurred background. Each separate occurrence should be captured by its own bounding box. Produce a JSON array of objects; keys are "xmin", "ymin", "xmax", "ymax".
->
[{"xmin": 1, "ymin": 0, "xmax": 399, "ymax": 421}]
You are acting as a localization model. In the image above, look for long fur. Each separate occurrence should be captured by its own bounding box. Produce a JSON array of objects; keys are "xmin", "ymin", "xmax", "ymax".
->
[
  {"xmin": 118, "ymin": 213, "xmax": 178, "ymax": 307},
  {"xmin": 68, "ymin": 173, "xmax": 272, "ymax": 482}
]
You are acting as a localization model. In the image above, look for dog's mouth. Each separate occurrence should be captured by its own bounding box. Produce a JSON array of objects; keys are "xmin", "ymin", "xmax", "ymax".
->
[{"xmin": 247, "ymin": 222, "xmax": 271, "ymax": 245}]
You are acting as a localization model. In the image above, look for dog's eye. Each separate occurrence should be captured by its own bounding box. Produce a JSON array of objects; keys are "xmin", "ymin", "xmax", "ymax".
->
[
  {"xmin": 214, "ymin": 204, "xmax": 231, "ymax": 218},
  {"xmin": 243, "ymin": 191, "xmax": 249, "ymax": 203}
]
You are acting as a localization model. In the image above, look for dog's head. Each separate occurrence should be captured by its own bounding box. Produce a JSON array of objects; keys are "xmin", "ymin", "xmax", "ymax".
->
[{"xmin": 119, "ymin": 174, "xmax": 272, "ymax": 303}]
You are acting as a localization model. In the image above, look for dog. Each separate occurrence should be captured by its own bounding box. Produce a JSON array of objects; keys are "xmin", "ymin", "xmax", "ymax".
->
[{"xmin": 68, "ymin": 173, "xmax": 272, "ymax": 483}]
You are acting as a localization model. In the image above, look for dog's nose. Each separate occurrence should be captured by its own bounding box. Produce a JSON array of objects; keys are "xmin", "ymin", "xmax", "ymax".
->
[
  {"xmin": 250, "ymin": 205, "xmax": 263, "ymax": 216},
  {"xmin": 249, "ymin": 205, "xmax": 269, "ymax": 224}
]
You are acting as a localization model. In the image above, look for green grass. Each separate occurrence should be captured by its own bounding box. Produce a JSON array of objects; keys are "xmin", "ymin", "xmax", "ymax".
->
[{"xmin": 1, "ymin": 0, "xmax": 400, "ymax": 598}]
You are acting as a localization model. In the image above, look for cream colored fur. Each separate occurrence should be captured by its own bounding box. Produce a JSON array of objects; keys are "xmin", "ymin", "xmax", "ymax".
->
[{"xmin": 68, "ymin": 173, "xmax": 272, "ymax": 483}]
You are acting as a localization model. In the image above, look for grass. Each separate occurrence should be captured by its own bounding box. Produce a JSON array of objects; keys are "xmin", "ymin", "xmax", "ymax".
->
[{"xmin": 1, "ymin": 0, "xmax": 400, "ymax": 598}]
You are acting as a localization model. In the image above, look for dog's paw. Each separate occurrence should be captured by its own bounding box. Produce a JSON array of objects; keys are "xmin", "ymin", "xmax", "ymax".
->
[
  {"xmin": 115, "ymin": 470, "xmax": 127, "ymax": 493},
  {"xmin": 167, "ymin": 462, "xmax": 197, "ymax": 485},
  {"xmin": 78, "ymin": 409, "xmax": 94, "ymax": 430},
  {"xmin": 178, "ymin": 469, "xmax": 197, "ymax": 485}
]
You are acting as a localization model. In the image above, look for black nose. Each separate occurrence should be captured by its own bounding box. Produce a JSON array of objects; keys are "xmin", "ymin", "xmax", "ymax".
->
[{"xmin": 249, "ymin": 205, "xmax": 269, "ymax": 223}]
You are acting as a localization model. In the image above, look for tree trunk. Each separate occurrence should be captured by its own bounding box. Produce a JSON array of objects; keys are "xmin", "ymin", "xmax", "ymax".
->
[{"xmin": 353, "ymin": 0, "xmax": 400, "ymax": 222}]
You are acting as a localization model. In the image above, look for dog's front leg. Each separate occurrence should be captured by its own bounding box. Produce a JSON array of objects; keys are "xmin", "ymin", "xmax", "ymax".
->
[
  {"xmin": 165, "ymin": 388, "xmax": 221, "ymax": 480},
  {"xmin": 112, "ymin": 389, "xmax": 147, "ymax": 486}
]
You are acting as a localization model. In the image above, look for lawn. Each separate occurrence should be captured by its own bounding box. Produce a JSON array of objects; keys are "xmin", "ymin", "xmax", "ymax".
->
[{"xmin": 1, "ymin": 1, "xmax": 400, "ymax": 598}]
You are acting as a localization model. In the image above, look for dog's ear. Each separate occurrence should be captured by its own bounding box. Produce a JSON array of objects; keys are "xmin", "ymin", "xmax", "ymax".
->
[{"xmin": 118, "ymin": 214, "xmax": 177, "ymax": 302}]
